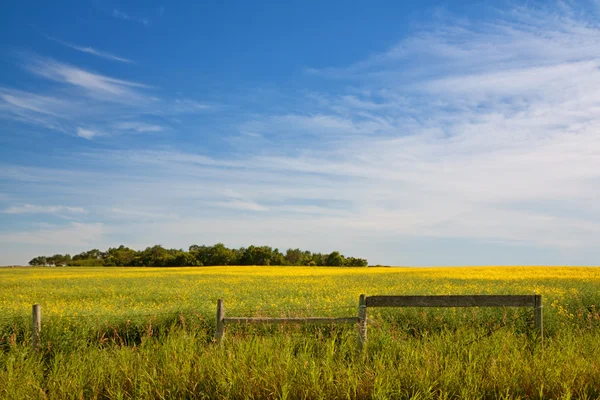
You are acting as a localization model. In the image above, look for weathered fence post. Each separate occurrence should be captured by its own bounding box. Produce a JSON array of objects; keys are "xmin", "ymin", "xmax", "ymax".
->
[
  {"xmin": 32, "ymin": 304, "xmax": 41, "ymax": 351},
  {"xmin": 534, "ymin": 294, "xmax": 543, "ymax": 345},
  {"xmin": 358, "ymin": 294, "xmax": 367, "ymax": 351},
  {"xmin": 215, "ymin": 299, "xmax": 225, "ymax": 344}
]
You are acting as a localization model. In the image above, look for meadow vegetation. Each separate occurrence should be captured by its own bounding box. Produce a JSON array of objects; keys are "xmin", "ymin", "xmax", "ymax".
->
[{"xmin": 1, "ymin": 266, "xmax": 599, "ymax": 399}]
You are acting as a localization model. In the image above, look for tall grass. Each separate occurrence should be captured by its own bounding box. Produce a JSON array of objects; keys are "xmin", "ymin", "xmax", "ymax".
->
[{"xmin": 1, "ymin": 325, "xmax": 600, "ymax": 399}]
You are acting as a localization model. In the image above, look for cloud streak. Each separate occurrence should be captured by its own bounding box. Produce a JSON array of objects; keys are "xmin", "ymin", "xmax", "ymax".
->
[
  {"xmin": 0, "ymin": 223, "xmax": 104, "ymax": 247},
  {"xmin": 113, "ymin": 121, "xmax": 163, "ymax": 133},
  {"xmin": 24, "ymin": 56, "xmax": 150, "ymax": 101},
  {"xmin": 112, "ymin": 9, "xmax": 149, "ymax": 26},
  {"xmin": 46, "ymin": 36, "xmax": 134, "ymax": 63},
  {"xmin": 76, "ymin": 127, "xmax": 98, "ymax": 139},
  {"xmin": 3, "ymin": 204, "xmax": 86, "ymax": 214},
  {"xmin": 0, "ymin": 55, "xmax": 210, "ymax": 140}
]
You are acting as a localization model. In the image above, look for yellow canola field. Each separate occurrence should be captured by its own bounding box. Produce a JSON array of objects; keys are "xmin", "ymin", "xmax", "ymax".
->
[{"xmin": 0, "ymin": 266, "xmax": 598, "ymax": 322}]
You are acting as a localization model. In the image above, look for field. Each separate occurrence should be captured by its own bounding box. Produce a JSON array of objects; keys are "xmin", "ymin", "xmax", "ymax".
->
[{"xmin": 1, "ymin": 266, "xmax": 600, "ymax": 399}]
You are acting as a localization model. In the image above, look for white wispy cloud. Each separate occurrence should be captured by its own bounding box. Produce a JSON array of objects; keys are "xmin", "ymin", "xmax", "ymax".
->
[
  {"xmin": 112, "ymin": 9, "xmax": 149, "ymax": 26},
  {"xmin": 0, "ymin": 56, "xmax": 211, "ymax": 139},
  {"xmin": 76, "ymin": 127, "xmax": 98, "ymax": 139},
  {"xmin": 308, "ymin": 6, "xmax": 600, "ymax": 84},
  {"xmin": 25, "ymin": 56, "xmax": 150, "ymax": 101},
  {"xmin": 0, "ymin": 88, "xmax": 75, "ymax": 132},
  {"xmin": 3, "ymin": 204, "xmax": 86, "ymax": 214},
  {"xmin": 0, "ymin": 222, "xmax": 104, "ymax": 247},
  {"xmin": 211, "ymin": 200, "xmax": 269, "ymax": 212},
  {"xmin": 109, "ymin": 208, "xmax": 178, "ymax": 220},
  {"xmin": 0, "ymin": 88, "xmax": 66, "ymax": 116},
  {"xmin": 46, "ymin": 36, "xmax": 134, "ymax": 64},
  {"xmin": 113, "ymin": 121, "xmax": 163, "ymax": 133},
  {"xmin": 170, "ymin": 99, "xmax": 212, "ymax": 113}
]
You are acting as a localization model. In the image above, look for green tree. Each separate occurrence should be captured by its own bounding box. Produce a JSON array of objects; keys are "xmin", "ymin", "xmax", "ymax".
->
[
  {"xmin": 171, "ymin": 251, "xmax": 199, "ymax": 266},
  {"xmin": 47, "ymin": 254, "xmax": 70, "ymax": 266},
  {"xmin": 240, "ymin": 245, "xmax": 277, "ymax": 265},
  {"xmin": 73, "ymin": 249, "xmax": 103, "ymax": 261},
  {"xmin": 103, "ymin": 245, "xmax": 137, "ymax": 266},
  {"xmin": 207, "ymin": 243, "xmax": 235, "ymax": 266},
  {"xmin": 325, "ymin": 251, "xmax": 345, "ymax": 267},
  {"xmin": 285, "ymin": 248, "xmax": 306, "ymax": 266},
  {"xmin": 138, "ymin": 245, "xmax": 169, "ymax": 266},
  {"xmin": 271, "ymin": 248, "xmax": 285, "ymax": 266},
  {"xmin": 310, "ymin": 253, "xmax": 325, "ymax": 266},
  {"xmin": 344, "ymin": 257, "xmax": 368, "ymax": 267},
  {"xmin": 189, "ymin": 245, "xmax": 209, "ymax": 265},
  {"xmin": 28, "ymin": 256, "xmax": 47, "ymax": 266}
]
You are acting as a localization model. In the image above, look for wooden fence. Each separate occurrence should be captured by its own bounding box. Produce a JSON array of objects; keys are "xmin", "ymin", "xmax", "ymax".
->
[
  {"xmin": 216, "ymin": 294, "xmax": 543, "ymax": 350},
  {"xmin": 18, "ymin": 295, "xmax": 543, "ymax": 351}
]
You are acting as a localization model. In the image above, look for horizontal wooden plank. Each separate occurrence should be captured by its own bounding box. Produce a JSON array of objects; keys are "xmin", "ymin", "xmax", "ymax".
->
[
  {"xmin": 223, "ymin": 317, "xmax": 359, "ymax": 324},
  {"xmin": 365, "ymin": 295, "xmax": 536, "ymax": 308}
]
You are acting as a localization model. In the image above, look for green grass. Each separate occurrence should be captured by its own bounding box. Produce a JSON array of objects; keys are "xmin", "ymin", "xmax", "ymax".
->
[
  {"xmin": 1, "ymin": 266, "xmax": 599, "ymax": 399},
  {"xmin": 2, "ymin": 328, "xmax": 599, "ymax": 399}
]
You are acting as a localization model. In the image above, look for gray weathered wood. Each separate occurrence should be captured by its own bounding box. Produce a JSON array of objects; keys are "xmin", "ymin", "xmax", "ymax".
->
[
  {"xmin": 32, "ymin": 304, "xmax": 41, "ymax": 351},
  {"xmin": 215, "ymin": 299, "xmax": 225, "ymax": 343},
  {"xmin": 358, "ymin": 294, "xmax": 367, "ymax": 352},
  {"xmin": 223, "ymin": 317, "xmax": 358, "ymax": 324},
  {"xmin": 366, "ymin": 295, "xmax": 536, "ymax": 308},
  {"xmin": 534, "ymin": 294, "xmax": 543, "ymax": 345}
]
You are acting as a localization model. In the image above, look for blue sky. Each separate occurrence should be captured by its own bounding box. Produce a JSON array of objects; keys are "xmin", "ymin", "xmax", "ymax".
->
[{"xmin": 2, "ymin": 0, "xmax": 600, "ymax": 266}]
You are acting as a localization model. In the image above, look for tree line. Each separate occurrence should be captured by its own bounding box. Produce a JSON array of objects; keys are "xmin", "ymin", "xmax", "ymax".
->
[{"xmin": 28, "ymin": 244, "xmax": 369, "ymax": 267}]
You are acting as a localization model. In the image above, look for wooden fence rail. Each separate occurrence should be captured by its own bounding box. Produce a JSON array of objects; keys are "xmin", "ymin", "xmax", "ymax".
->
[
  {"xmin": 365, "ymin": 295, "xmax": 538, "ymax": 308},
  {"xmin": 224, "ymin": 317, "xmax": 359, "ymax": 324},
  {"xmin": 213, "ymin": 298, "xmax": 359, "ymax": 343}
]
